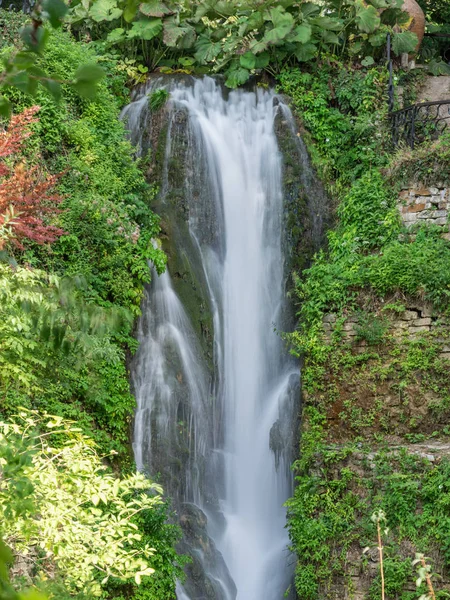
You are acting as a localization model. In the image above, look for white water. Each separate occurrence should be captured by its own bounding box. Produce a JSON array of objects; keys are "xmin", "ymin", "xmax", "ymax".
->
[{"xmin": 129, "ymin": 78, "xmax": 297, "ymax": 600}]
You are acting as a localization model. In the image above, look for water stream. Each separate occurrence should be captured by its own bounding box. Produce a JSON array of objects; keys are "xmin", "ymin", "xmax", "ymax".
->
[{"xmin": 127, "ymin": 77, "xmax": 300, "ymax": 600}]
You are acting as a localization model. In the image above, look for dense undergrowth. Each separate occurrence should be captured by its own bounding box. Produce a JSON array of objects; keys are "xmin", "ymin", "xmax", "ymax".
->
[
  {"xmin": 0, "ymin": 11, "xmax": 184, "ymax": 600},
  {"xmin": 278, "ymin": 58, "xmax": 450, "ymax": 600}
]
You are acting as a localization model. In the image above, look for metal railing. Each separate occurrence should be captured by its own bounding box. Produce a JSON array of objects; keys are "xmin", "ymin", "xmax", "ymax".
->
[{"xmin": 389, "ymin": 100, "xmax": 450, "ymax": 148}]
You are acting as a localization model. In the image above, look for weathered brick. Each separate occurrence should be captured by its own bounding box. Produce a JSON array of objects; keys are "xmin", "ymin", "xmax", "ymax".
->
[
  {"xmin": 413, "ymin": 317, "xmax": 432, "ymax": 327},
  {"xmin": 323, "ymin": 314, "xmax": 336, "ymax": 323},
  {"xmin": 406, "ymin": 203, "xmax": 426, "ymax": 213},
  {"xmin": 421, "ymin": 305, "xmax": 434, "ymax": 317},
  {"xmin": 402, "ymin": 310, "xmax": 419, "ymax": 320},
  {"xmin": 414, "ymin": 186, "xmax": 432, "ymax": 196},
  {"xmin": 430, "ymin": 210, "xmax": 447, "ymax": 218}
]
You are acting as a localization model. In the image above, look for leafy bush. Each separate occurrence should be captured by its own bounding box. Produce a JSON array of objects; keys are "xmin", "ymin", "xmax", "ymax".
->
[
  {"xmin": 66, "ymin": 0, "xmax": 417, "ymax": 88},
  {"xmin": 0, "ymin": 411, "xmax": 162, "ymax": 597},
  {"xmin": 0, "ymin": 25, "xmax": 166, "ymax": 461}
]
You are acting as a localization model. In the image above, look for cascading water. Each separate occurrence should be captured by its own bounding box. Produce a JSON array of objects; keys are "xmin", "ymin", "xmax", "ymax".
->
[{"xmin": 127, "ymin": 77, "xmax": 301, "ymax": 600}]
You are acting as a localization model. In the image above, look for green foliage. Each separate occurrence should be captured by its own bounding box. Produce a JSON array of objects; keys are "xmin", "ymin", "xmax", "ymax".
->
[
  {"xmin": 0, "ymin": 24, "xmax": 166, "ymax": 461},
  {"xmin": 354, "ymin": 313, "xmax": 389, "ymax": 345},
  {"xmin": 67, "ymin": 0, "xmax": 415, "ymax": 87},
  {"xmin": 148, "ymin": 88, "xmax": 169, "ymax": 111},
  {"xmin": 279, "ymin": 66, "xmax": 450, "ymax": 364},
  {"xmin": 0, "ymin": 410, "xmax": 163, "ymax": 597},
  {"xmin": 0, "ymin": 1, "xmax": 106, "ymax": 117}
]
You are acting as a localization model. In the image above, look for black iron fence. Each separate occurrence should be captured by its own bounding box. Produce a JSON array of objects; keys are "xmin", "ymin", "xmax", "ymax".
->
[{"xmin": 389, "ymin": 100, "xmax": 450, "ymax": 148}]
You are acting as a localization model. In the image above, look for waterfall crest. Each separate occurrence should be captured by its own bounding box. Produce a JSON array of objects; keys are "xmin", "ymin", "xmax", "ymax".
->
[{"xmin": 127, "ymin": 77, "xmax": 300, "ymax": 600}]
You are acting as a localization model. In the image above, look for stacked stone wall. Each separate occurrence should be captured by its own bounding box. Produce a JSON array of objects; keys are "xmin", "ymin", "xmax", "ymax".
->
[
  {"xmin": 398, "ymin": 185, "xmax": 450, "ymax": 238},
  {"xmin": 323, "ymin": 304, "xmax": 450, "ymax": 359}
]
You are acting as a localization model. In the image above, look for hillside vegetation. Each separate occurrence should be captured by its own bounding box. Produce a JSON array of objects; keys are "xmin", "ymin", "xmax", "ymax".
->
[{"xmin": 1, "ymin": 0, "xmax": 450, "ymax": 599}]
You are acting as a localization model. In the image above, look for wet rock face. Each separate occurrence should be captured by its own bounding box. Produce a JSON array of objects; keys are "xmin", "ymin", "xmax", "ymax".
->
[
  {"xmin": 270, "ymin": 373, "xmax": 301, "ymax": 468},
  {"xmin": 178, "ymin": 504, "xmax": 237, "ymax": 600}
]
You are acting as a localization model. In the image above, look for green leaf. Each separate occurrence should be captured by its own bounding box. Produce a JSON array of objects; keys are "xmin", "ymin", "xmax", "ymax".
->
[
  {"xmin": 163, "ymin": 18, "xmax": 196, "ymax": 48},
  {"xmin": 301, "ymin": 2, "xmax": 321, "ymax": 18},
  {"xmin": 11, "ymin": 71, "xmax": 38, "ymax": 95},
  {"xmin": 361, "ymin": 55, "xmax": 375, "ymax": 66},
  {"xmin": 427, "ymin": 59, "xmax": 450, "ymax": 76},
  {"xmin": 369, "ymin": 29, "xmax": 388, "ymax": 47},
  {"xmin": 107, "ymin": 27, "xmax": 126, "ymax": 43},
  {"xmin": 380, "ymin": 7, "xmax": 410, "ymax": 26},
  {"xmin": 0, "ymin": 97, "xmax": 11, "ymax": 118},
  {"xmin": 225, "ymin": 67, "xmax": 250, "ymax": 88},
  {"xmin": 72, "ymin": 63, "xmax": 105, "ymax": 98},
  {"xmin": 287, "ymin": 23, "xmax": 312, "ymax": 44},
  {"xmin": 367, "ymin": 0, "xmax": 389, "ymax": 7},
  {"xmin": 41, "ymin": 78, "xmax": 62, "ymax": 101},
  {"xmin": 123, "ymin": 0, "xmax": 140, "ymax": 22},
  {"xmin": 310, "ymin": 16, "xmax": 342, "ymax": 31},
  {"xmin": 178, "ymin": 56, "xmax": 195, "ymax": 66},
  {"xmin": 42, "ymin": 0, "xmax": 68, "ymax": 28},
  {"xmin": 194, "ymin": 35, "xmax": 222, "ymax": 64},
  {"xmin": 355, "ymin": 2, "xmax": 380, "ymax": 33},
  {"xmin": 12, "ymin": 51, "xmax": 36, "ymax": 70},
  {"xmin": 245, "ymin": 11, "xmax": 264, "ymax": 32},
  {"xmin": 264, "ymin": 6, "xmax": 294, "ymax": 43},
  {"xmin": 249, "ymin": 39, "xmax": 269, "ymax": 53},
  {"xmin": 391, "ymin": 30, "xmax": 418, "ymax": 55},
  {"xmin": 127, "ymin": 18, "xmax": 163, "ymax": 40},
  {"xmin": 294, "ymin": 41, "xmax": 317, "ymax": 62},
  {"xmin": 89, "ymin": 0, "xmax": 122, "ymax": 22},
  {"xmin": 139, "ymin": 0, "xmax": 171, "ymax": 17},
  {"xmin": 321, "ymin": 30, "xmax": 340, "ymax": 44},
  {"xmin": 240, "ymin": 52, "xmax": 256, "ymax": 70},
  {"xmin": 255, "ymin": 52, "xmax": 270, "ymax": 68},
  {"xmin": 20, "ymin": 24, "xmax": 50, "ymax": 54}
]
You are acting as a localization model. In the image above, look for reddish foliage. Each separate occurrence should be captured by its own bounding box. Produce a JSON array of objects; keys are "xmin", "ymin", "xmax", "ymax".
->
[{"xmin": 0, "ymin": 106, "xmax": 65, "ymax": 249}]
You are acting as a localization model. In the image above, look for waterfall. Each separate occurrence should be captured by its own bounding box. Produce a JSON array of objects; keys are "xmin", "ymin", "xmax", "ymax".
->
[{"xmin": 127, "ymin": 77, "xmax": 300, "ymax": 600}]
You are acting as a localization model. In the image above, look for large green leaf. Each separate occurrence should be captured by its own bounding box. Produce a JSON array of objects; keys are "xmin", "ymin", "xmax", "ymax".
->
[
  {"xmin": 107, "ymin": 27, "xmax": 126, "ymax": 43},
  {"xmin": 225, "ymin": 67, "xmax": 250, "ymax": 88},
  {"xmin": 127, "ymin": 17, "xmax": 163, "ymax": 39},
  {"xmin": 294, "ymin": 41, "xmax": 317, "ymax": 62},
  {"xmin": 287, "ymin": 23, "xmax": 312, "ymax": 44},
  {"xmin": 163, "ymin": 17, "xmax": 196, "ymax": 48},
  {"xmin": 301, "ymin": 2, "xmax": 321, "ymax": 18},
  {"xmin": 321, "ymin": 30, "xmax": 340, "ymax": 44},
  {"xmin": 123, "ymin": 0, "xmax": 140, "ymax": 22},
  {"xmin": 310, "ymin": 16, "xmax": 342, "ymax": 31},
  {"xmin": 355, "ymin": 2, "xmax": 380, "ymax": 33},
  {"xmin": 368, "ymin": 29, "xmax": 388, "ymax": 47},
  {"xmin": 255, "ymin": 52, "xmax": 270, "ymax": 68},
  {"xmin": 380, "ymin": 6, "xmax": 409, "ymax": 25},
  {"xmin": 72, "ymin": 64, "xmax": 105, "ymax": 98},
  {"xmin": 194, "ymin": 35, "xmax": 222, "ymax": 63},
  {"xmin": 245, "ymin": 11, "xmax": 264, "ymax": 32},
  {"xmin": 249, "ymin": 38, "xmax": 269, "ymax": 53},
  {"xmin": 391, "ymin": 30, "xmax": 418, "ymax": 55},
  {"xmin": 89, "ymin": 0, "xmax": 122, "ymax": 22},
  {"xmin": 240, "ymin": 52, "xmax": 256, "ymax": 70},
  {"xmin": 42, "ymin": 0, "xmax": 68, "ymax": 28},
  {"xmin": 139, "ymin": 0, "xmax": 171, "ymax": 17},
  {"xmin": 20, "ymin": 24, "xmax": 50, "ymax": 54},
  {"xmin": 367, "ymin": 0, "xmax": 389, "ymax": 7},
  {"xmin": 264, "ymin": 7, "xmax": 294, "ymax": 43}
]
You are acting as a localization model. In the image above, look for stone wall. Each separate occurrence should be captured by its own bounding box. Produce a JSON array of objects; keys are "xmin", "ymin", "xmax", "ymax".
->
[
  {"xmin": 398, "ymin": 184, "xmax": 450, "ymax": 238},
  {"xmin": 323, "ymin": 304, "xmax": 450, "ymax": 360}
]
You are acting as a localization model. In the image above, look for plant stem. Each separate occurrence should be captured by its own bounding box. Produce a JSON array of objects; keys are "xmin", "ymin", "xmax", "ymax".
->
[
  {"xmin": 377, "ymin": 520, "xmax": 385, "ymax": 600},
  {"xmin": 421, "ymin": 556, "xmax": 436, "ymax": 600}
]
